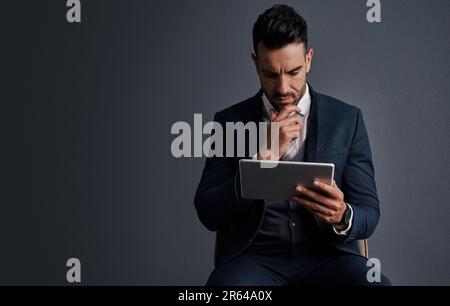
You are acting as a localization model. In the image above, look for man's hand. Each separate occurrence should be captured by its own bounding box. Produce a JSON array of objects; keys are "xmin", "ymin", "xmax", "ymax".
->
[
  {"xmin": 258, "ymin": 104, "xmax": 302, "ymax": 160},
  {"xmin": 291, "ymin": 180, "xmax": 347, "ymax": 229}
]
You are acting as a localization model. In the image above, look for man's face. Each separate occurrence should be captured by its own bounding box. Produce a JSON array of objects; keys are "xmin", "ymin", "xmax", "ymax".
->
[{"xmin": 252, "ymin": 42, "xmax": 313, "ymax": 110}]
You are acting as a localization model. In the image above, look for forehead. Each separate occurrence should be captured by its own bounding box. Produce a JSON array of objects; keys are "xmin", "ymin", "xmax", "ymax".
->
[{"xmin": 256, "ymin": 42, "xmax": 306, "ymax": 69}]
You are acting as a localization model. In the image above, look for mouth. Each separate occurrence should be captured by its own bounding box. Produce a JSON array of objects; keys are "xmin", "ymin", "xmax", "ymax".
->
[{"xmin": 273, "ymin": 96, "xmax": 292, "ymax": 103}]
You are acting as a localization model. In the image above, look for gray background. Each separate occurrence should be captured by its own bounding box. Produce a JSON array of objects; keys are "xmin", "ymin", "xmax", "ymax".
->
[{"xmin": 1, "ymin": 0, "xmax": 449, "ymax": 285}]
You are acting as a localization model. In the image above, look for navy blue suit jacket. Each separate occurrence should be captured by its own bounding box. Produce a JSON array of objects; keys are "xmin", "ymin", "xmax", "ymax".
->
[{"xmin": 194, "ymin": 85, "xmax": 380, "ymax": 266}]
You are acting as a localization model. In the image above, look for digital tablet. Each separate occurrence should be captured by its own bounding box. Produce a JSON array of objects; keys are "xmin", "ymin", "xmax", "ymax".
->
[{"xmin": 239, "ymin": 159, "xmax": 334, "ymax": 201}]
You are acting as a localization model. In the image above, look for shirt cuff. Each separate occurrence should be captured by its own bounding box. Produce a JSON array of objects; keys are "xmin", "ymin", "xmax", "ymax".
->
[{"xmin": 332, "ymin": 203, "xmax": 353, "ymax": 236}]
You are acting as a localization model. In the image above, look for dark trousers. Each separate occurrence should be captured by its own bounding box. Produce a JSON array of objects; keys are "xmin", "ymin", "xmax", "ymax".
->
[{"xmin": 207, "ymin": 240, "xmax": 391, "ymax": 286}]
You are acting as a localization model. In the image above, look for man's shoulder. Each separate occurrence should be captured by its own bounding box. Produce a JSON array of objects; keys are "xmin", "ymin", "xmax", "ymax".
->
[
  {"xmin": 316, "ymin": 91, "xmax": 360, "ymax": 116},
  {"xmin": 316, "ymin": 93, "xmax": 361, "ymax": 121}
]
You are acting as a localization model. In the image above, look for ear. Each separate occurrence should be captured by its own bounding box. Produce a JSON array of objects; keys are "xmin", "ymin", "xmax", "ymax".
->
[
  {"xmin": 305, "ymin": 48, "xmax": 314, "ymax": 74},
  {"xmin": 251, "ymin": 53, "xmax": 260, "ymax": 76}
]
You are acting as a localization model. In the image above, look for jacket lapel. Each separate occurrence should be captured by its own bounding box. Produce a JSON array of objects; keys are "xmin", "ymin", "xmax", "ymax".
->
[
  {"xmin": 238, "ymin": 90, "xmax": 264, "ymax": 159},
  {"xmin": 247, "ymin": 89, "xmax": 265, "ymax": 123},
  {"xmin": 304, "ymin": 84, "xmax": 319, "ymax": 162}
]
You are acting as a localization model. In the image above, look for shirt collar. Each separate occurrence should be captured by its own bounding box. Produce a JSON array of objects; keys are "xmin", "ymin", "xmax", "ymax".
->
[{"xmin": 262, "ymin": 83, "xmax": 311, "ymax": 118}]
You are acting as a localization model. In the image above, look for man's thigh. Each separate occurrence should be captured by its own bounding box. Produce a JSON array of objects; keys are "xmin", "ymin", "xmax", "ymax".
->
[
  {"xmin": 206, "ymin": 256, "xmax": 288, "ymax": 286},
  {"xmin": 298, "ymin": 253, "xmax": 391, "ymax": 286}
]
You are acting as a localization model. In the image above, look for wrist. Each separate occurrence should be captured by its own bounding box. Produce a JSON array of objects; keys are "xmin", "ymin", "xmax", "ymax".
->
[
  {"xmin": 257, "ymin": 151, "xmax": 272, "ymax": 160},
  {"xmin": 333, "ymin": 222, "xmax": 348, "ymax": 231},
  {"xmin": 335, "ymin": 203, "xmax": 351, "ymax": 228}
]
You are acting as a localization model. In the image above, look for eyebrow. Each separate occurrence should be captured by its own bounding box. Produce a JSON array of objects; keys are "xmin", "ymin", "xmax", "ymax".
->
[{"xmin": 261, "ymin": 66, "xmax": 303, "ymax": 75}]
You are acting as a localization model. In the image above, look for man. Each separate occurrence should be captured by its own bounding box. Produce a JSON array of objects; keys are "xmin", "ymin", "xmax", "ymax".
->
[{"xmin": 194, "ymin": 4, "xmax": 390, "ymax": 286}]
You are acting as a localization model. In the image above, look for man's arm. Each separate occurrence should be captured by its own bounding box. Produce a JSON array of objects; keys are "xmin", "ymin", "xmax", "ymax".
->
[
  {"xmin": 194, "ymin": 112, "xmax": 252, "ymax": 232},
  {"xmin": 292, "ymin": 108, "xmax": 380, "ymax": 241},
  {"xmin": 339, "ymin": 108, "xmax": 380, "ymax": 240}
]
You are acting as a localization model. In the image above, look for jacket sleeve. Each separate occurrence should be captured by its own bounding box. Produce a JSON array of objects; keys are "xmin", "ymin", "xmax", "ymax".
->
[
  {"xmin": 342, "ymin": 108, "xmax": 380, "ymax": 241},
  {"xmin": 194, "ymin": 112, "xmax": 252, "ymax": 232}
]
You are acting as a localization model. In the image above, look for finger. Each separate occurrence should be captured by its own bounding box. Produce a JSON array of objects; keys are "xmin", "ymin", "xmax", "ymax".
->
[
  {"xmin": 291, "ymin": 196, "xmax": 335, "ymax": 217},
  {"xmin": 312, "ymin": 180, "xmax": 341, "ymax": 199},
  {"xmin": 311, "ymin": 210, "xmax": 335, "ymax": 224},
  {"xmin": 295, "ymin": 186, "xmax": 337, "ymax": 209},
  {"xmin": 270, "ymin": 109, "xmax": 277, "ymax": 121},
  {"xmin": 286, "ymin": 130, "xmax": 301, "ymax": 141},
  {"xmin": 275, "ymin": 105, "xmax": 301, "ymax": 121},
  {"xmin": 280, "ymin": 130, "xmax": 301, "ymax": 143},
  {"xmin": 278, "ymin": 108, "xmax": 301, "ymax": 120},
  {"xmin": 282, "ymin": 124, "xmax": 301, "ymax": 134},
  {"xmin": 279, "ymin": 114, "xmax": 302, "ymax": 127},
  {"xmin": 280, "ymin": 122, "xmax": 302, "ymax": 134},
  {"xmin": 295, "ymin": 201, "xmax": 337, "ymax": 224}
]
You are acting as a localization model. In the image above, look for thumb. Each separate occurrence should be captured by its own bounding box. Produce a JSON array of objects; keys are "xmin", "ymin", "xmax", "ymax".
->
[{"xmin": 270, "ymin": 109, "xmax": 277, "ymax": 121}]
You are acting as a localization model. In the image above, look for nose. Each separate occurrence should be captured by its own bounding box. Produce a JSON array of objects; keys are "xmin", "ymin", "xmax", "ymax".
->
[{"xmin": 275, "ymin": 75, "xmax": 290, "ymax": 96}]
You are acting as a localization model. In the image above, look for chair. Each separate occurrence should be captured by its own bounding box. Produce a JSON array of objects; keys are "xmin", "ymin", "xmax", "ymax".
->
[{"xmin": 358, "ymin": 239, "xmax": 369, "ymax": 258}]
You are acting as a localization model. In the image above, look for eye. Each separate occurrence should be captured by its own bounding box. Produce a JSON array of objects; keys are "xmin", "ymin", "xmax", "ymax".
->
[{"xmin": 289, "ymin": 70, "xmax": 300, "ymax": 76}]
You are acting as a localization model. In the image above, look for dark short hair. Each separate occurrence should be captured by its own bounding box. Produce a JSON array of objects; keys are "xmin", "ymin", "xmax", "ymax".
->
[{"xmin": 252, "ymin": 4, "xmax": 308, "ymax": 53}]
